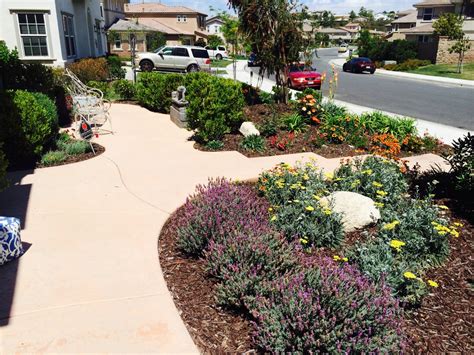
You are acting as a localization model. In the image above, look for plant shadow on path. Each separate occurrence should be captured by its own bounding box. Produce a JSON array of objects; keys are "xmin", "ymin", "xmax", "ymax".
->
[{"xmin": 0, "ymin": 169, "xmax": 34, "ymax": 326}]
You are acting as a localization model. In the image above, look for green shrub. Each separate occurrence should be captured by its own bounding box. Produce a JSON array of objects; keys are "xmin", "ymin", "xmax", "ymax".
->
[
  {"xmin": 393, "ymin": 59, "xmax": 431, "ymax": 71},
  {"xmin": 135, "ymin": 72, "xmax": 184, "ymax": 113},
  {"xmin": 0, "ymin": 90, "xmax": 59, "ymax": 165},
  {"xmin": 319, "ymin": 101, "xmax": 347, "ymax": 121},
  {"xmin": 359, "ymin": 112, "xmax": 417, "ymax": 141},
  {"xmin": 259, "ymin": 91, "xmax": 275, "ymax": 104},
  {"xmin": 241, "ymin": 83, "xmax": 262, "ymax": 105},
  {"xmin": 258, "ymin": 108, "xmax": 281, "ymax": 137},
  {"xmin": 67, "ymin": 58, "xmax": 109, "ymax": 83},
  {"xmin": 58, "ymin": 140, "xmax": 91, "ymax": 155},
  {"xmin": 384, "ymin": 63, "xmax": 397, "ymax": 71},
  {"xmin": 205, "ymin": 140, "xmax": 224, "ymax": 150},
  {"xmin": 332, "ymin": 156, "xmax": 408, "ymax": 208},
  {"xmin": 283, "ymin": 113, "xmax": 306, "ymax": 133},
  {"xmin": 320, "ymin": 113, "xmax": 366, "ymax": 146},
  {"xmin": 112, "ymin": 79, "xmax": 136, "ymax": 100},
  {"xmin": 106, "ymin": 55, "xmax": 126, "ymax": 79},
  {"xmin": 378, "ymin": 196, "xmax": 450, "ymax": 267},
  {"xmin": 87, "ymin": 80, "xmax": 110, "ymax": 97},
  {"xmin": 0, "ymin": 145, "xmax": 8, "ymax": 191},
  {"xmin": 41, "ymin": 150, "xmax": 67, "ymax": 166},
  {"xmin": 445, "ymin": 133, "xmax": 473, "ymax": 195},
  {"xmin": 185, "ymin": 72, "xmax": 245, "ymax": 142},
  {"xmin": 240, "ymin": 134, "xmax": 266, "ymax": 152}
]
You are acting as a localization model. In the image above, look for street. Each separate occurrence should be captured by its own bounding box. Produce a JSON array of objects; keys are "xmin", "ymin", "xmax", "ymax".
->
[{"xmin": 251, "ymin": 48, "xmax": 474, "ymax": 131}]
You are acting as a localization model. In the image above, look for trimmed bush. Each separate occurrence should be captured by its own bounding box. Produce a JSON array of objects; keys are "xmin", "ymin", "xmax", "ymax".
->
[
  {"xmin": 87, "ymin": 80, "xmax": 110, "ymax": 97},
  {"xmin": 185, "ymin": 72, "xmax": 245, "ymax": 142},
  {"xmin": 135, "ymin": 72, "xmax": 184, "ymax": 113},
  {"xmin": 58, "ymin": 140, "xmax": 91, "ymax": 155},
  {"xmin": 0, "ymin": 90, "xmax": 58, "ymax": 165},
  {"xmin": 67, "ymin": 58, "xmax": 109, "ymax": 83},
  {"xmin": 251, "ymin": 258, "xmax": 405, "ymax": 353},
  {"xmin": 385, "ymin": 59, "xmax": 432, "ymax": 72},
  {"xmin": 106, "ymin": 55, "xmax": 126, "ymax": 80},
  {"xmin": 205, "ymin": 232, "xmax": 301, "ymax": 308},
  {"xmin": 175, "ymin": 179, "xmax": 271, "ymax": 256},
  {"xmin": 112, "ymin": 79, "xmax": 136, "ymax": 100}
]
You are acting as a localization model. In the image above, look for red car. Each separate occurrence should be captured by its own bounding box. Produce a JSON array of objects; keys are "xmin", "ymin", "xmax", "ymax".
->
[
  {"xmin": 343, "ymin": 57, "xmax": 376, "ymax": 74},
  {"xmin": 286, "ymin": 63, "xmax": 322, "ymax": 90}
]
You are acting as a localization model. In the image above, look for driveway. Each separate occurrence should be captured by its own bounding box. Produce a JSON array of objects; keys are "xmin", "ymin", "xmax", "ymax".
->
[{"xmin": 0, "ymin": 104, "xmax": 446, "ymax": 353}]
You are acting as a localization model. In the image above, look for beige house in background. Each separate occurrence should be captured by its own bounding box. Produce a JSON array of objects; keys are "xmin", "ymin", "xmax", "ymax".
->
[{"xmin": 108, "ymin": 2, "xmax": 208, "ymax": 57}]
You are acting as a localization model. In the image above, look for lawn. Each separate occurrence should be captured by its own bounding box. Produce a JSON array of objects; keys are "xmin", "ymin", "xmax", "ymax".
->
[
  {"xmin": 409, "ymin": 62, "xmax": 474, "ymax": 80},
  {"xmin": 211, "ymin": 59, "xmax": 233, "ymax": 68}
]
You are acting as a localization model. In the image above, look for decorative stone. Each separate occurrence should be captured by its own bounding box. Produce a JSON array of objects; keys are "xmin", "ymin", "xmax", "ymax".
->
[
  {"xmin": 170, "ymin": 86, "xmax": 189, "ymax": 128},
  {"xmin": 321, "ymin": 191, "xmax": 380, "ymax": 233},
  {"xmin": 239, "ymin": 122, "xmax": 260, "ymax": 137},
  {"xmin": 0, "ymin": 217, "xmax": 23, "ymax": 265}
]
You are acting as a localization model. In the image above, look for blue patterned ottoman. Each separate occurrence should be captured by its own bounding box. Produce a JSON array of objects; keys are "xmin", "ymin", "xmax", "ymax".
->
[{"xmin": 0, "ymin": 217, "xmax": 23, "ymax": 266}]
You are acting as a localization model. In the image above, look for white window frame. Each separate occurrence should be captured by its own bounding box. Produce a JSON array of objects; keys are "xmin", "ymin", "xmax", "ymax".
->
[
  {"xmin": 14, "ymin": 11, "xmax": 52, "ymax": 58},
  {"xmin": 62, "ymin": 13, "xmax": 76, "ymax": 58},
  {"xmin": 422, "ymin": 8, "xmax": 433, "ymax": 21}
]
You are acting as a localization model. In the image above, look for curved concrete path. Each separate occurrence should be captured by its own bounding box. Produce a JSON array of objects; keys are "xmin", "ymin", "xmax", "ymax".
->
[{"xmin": 0, "ymin": 104, "xmax": 447, "ymax": 353}]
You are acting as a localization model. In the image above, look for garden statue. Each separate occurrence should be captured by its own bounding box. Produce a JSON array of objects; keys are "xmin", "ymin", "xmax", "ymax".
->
[{"xmin": 170, "ymin": 86, "xmax": 189, "ymax": 128}]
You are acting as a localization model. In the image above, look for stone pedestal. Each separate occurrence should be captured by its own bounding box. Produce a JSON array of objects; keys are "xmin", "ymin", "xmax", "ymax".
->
[{"xmin": 170, "ymin": 105, "xmax": 188, "ymax": 128}]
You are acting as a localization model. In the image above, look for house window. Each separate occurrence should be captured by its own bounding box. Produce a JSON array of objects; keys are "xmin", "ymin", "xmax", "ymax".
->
[
  {"xmin": 62, "ymin": 13, "xmax": 76, "ymax": 57},
  {"xmin": 214, "ymin": 25, "xmax": 219, "ymax": 33},
  {"xmin": 423, "ymin": 8, "xmax": 433, "ymax": 21},
  {"xmin": 418, "ymin": 35, "xmax": 433, "ymax": 43},
  {"xmin": 177, "ymin": 15, "xmax": 187, "ymax": 23},
  {"xmin": 114, "ymin": 36, "xmax": 122, "ymax": 49},
  {"xmin": 17, "ymin": 13, "xmax": 48, "ymax": 56}
]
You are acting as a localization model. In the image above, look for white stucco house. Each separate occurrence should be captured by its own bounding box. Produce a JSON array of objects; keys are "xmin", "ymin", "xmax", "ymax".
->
[
  {"xmin": 206, "ymin": 16, "xmax": 225, "ymax": 41},
  {"xmin": 0, "ymin": 0, "xmax": 107, "ymax": 66}
]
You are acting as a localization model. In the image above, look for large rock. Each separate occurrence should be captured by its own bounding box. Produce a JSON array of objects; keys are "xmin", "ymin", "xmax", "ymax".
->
[
  {"xmin": 239, "ymin": 122, "xmax": 260, "ymax": 137},
  {"xmin": 321, "ymin": 191, "xmax": 380, "ymax": 233}
]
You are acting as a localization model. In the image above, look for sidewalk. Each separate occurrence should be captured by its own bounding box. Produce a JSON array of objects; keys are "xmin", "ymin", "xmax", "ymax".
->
[
  {"xmin": 330, "ymin": 58, "xmax": 474, "ymax": 88},
  {"xmin": 0, "ymin": 103, "xmax": 447, "ymax": 353},
  {"xmin": 225, "ymin": 60, "xmax": 471, "ymax": 145}
]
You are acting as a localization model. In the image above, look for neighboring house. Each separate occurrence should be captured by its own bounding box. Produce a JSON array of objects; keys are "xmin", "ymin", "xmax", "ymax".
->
[
  {"xmin": 401, "ymin": 0, "xmax": 474, "ymax": 63},
  {"xmin": 385, "ymin": 9, "xmax": 417, "ymax": 41},
  {"xmin": 316, "ymin": 27, "xmax": 352, "ymax": 42},
  {"xmin": 101, "ymin": 0, "xmax": 129, "ymax": 28},
  {"xmin": 206, "ymin": 16, "xmax": 225, "ymax": 41},
  {"xmin": 0, "ymin": 0, "xmax": 106, "ymax": 66},
  {"xmin": 108, "ymin": 2, "xmax": 207, "ymax": 57}
]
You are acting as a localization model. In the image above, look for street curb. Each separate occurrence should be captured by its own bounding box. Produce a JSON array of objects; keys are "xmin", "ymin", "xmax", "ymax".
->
[{"xmin": 329, "ymin": 59, "xmax": 474, "ymax": 87}]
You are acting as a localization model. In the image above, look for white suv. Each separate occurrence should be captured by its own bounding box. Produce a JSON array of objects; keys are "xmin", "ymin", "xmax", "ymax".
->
[
  {"xmin": 205, "ymin": 45, "xmax": 229, "ymax": 60},
  {"xmin": 137, "ymin": 45, "xmax": 211, "ymax": 73}
]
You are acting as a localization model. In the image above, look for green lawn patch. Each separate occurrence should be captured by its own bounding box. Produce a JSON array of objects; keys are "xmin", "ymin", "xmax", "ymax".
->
[
  {"xmin": 211, "ymin": 59, "xmax": 233, "ymax": 68},
  {"xmin": 409, "ymin": 62, "xmax": 474, "ymax": 80}
]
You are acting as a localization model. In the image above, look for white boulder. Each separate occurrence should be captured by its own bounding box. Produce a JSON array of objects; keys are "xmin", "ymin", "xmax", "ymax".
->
[
  {"xmin": 321, "ymin": 191, "xmax": 381, "ymax": 233},
  {"xmin": 239, "ymin": 122, "xmax": 260, "ymax": 137}
]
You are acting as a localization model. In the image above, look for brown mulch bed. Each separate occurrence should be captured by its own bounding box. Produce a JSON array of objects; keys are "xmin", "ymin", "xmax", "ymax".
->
[
  {"xmin": 36, "ymin": 143, "xmax": 105, "ymax": 169},
  {"xmin": 159, "ymin": 196, "xmax": 473, "ymax": 353},
  {"xmin": 194, "ymin": 104, "xmax": 452, "ymax": 159}
]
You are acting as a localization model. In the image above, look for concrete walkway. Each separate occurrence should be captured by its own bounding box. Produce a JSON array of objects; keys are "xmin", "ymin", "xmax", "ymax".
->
[
  {"xmin": 0, "ymin": 104, "xmax": 447, "ymax": 353},
  {"xmin": 225, "ymin": 60, "xmax": 472, "ymax": 145},
  {"xmin": 330, "ymin": 58, "xmax": 474, "ymax": 88}
]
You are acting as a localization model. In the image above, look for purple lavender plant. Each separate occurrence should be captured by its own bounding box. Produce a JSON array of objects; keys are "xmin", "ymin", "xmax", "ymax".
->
[
  {"xmin": 251, "ymin": 257, "xmax": 406, "ymax": 353},
  {"xmin": 175, "ymin": 179, "xmax": 271, "ymax": 256}
]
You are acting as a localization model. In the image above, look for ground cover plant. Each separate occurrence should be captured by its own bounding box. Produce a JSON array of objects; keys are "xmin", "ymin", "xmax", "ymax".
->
[{"xmin": 160, "ymin": 155, "xmax": 472, "ymax": 353}]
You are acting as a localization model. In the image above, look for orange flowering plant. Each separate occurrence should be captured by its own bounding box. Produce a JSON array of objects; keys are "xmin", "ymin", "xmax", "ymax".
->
[
  {"xmin": 370, "ymin": 133, "xmax": 402, "ymax": 159},
  {"xmin": 295, "ymin": 90, "xmax": 323, "ymax": 125}
]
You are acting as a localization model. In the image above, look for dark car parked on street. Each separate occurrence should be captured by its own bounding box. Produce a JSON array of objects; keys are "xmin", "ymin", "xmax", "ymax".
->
[{"xmin": 343, "ymin": 57, "xmax": 376, "ymax": 74}]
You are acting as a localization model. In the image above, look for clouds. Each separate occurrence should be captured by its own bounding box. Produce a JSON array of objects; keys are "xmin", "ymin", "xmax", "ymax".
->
[
  {"xmin": 306, "ymin": 0, "xmax": 416, "ymax": 14},
  {"xmin": 130, "ymin": 0, "xmax": 417, "ymax": 15}
]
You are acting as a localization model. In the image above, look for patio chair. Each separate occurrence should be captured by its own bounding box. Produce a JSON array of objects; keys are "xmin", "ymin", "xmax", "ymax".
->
[{"xmin": 64, "ymin": 68, "xmax": 113, "ymax": 135}]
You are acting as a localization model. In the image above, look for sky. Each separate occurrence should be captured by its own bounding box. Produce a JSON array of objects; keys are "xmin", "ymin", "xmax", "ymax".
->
[{"xmin": 130, "ymin": 0, "xmax": 418, "ymax": 15}]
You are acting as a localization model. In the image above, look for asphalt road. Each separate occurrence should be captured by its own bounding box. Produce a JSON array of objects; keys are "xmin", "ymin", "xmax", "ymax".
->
[{"xmin": 252, "ymin": 48, "xmax": 474, "ymax": 130}]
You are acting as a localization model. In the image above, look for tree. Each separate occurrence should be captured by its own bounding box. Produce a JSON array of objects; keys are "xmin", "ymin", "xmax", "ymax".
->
[
  {"xmin": 146, "ymin": 32, "xmax": 166, "ymax": 51},
  {"xmin": 228, "ymin": 0, "xmax": 307, "ymax": 103},
  {"xmin": 433, "ymin": 13, "xmax": 470, "ymax": 73},
  {"xmin": 349, "ymin": 10, "xmax": 357, "ymax": 22},
  {"xmin": 314, "ymin": 10, "xmax": 336, "ymax": 28},
  {"xmin": 207, "ymin": 34, "xmax": 224, "ymax": 48},
  {"xmin": 195, "ymin": 38, "xmax": 206, "ymax": 47}
]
